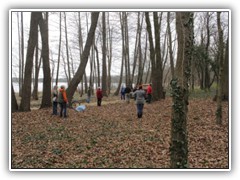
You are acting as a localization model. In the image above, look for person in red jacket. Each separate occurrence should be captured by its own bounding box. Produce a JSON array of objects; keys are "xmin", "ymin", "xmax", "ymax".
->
[
  {"xmin": 146, "ymin": 83, "xmax": 152, "ymax": 103},
  {"xmin": 96, "ymin": 87, "xmax": 103, "ymax": 106},
  {"xmin": 58, "ymin": 85, "xmax": 68, "ymax": 118}
]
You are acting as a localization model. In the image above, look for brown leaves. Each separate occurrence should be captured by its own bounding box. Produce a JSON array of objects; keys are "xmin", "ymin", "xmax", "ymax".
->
[{"xmin": 11, "ymin": 97, "xmax": 228, "ymax": 169}]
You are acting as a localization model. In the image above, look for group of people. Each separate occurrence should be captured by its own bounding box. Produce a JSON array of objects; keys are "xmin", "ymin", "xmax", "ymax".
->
[
  {"xmin": 52, "ymin": 83, "xmax": 153, "ymax": 119},
  {"xmin": 52, "ymin": 86, "xmax": 104, "ymax": 118},
  {"xmin": 52, "ymin": 85, "xmax": 68, "ymax": 118}
]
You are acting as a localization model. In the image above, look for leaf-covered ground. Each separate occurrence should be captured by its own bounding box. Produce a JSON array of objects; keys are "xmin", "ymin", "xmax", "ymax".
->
[{"xmin": 11, "ymin": 97, "xmax": 229, "ymax": 169}]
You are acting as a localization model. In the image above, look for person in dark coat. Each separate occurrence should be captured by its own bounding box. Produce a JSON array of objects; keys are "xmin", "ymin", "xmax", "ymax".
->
[
  {"xmin": 96, "ymin": 87, "xmax": 103, "ymax": 106},
  {"xmin": 125, "ymin": 85, "xmax": 132, "ymax": 103}
]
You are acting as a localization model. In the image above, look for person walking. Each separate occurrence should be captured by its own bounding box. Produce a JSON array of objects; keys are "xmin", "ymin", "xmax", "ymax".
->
[
  {"xmin": 96, "ymin": 87, "xmax": 103, "ymax": 106},
  {"xmin": 58, "ymin": 85, "xmax": 68, "ymax": 118},
  {"xmin": 120, "ymin": 85, "xmax": 126, "ymax": 100},
  {"xmin": 146, "ymin": 83, "xmax": 152, "ymax": 103},
  {"xmin": 52, "ymin": 85, "xmax": 58, "ymax": 115},
  {"xmin": 125, "ymin": 85, "xmax": 131, "ymax": 104},
  {"xmin": 133, "ymin": 85, "xmax": 146, "ymax": 118}
]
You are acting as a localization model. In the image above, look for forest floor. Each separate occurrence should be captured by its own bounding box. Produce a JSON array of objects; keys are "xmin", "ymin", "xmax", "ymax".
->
[{"xmin": 11, "ymin": 93, "xmax": 229, "ymax": 169}]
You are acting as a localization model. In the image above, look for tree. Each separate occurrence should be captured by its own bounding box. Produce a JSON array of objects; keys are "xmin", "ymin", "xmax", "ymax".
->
[
  {"xmin": 55, "ymin": 12, "xmax": 62, "ymax": 86},
  {"xmin": 170, "ymin": 12, "xmax": 194, "ymax": 168},
  {"xmin": 145, "ymin": 12, "xmax": 164, "ymax": 101},
  {"xmin": 101, "ymin": 12, "xmax": 108, "ymax": 96},
  {"xmin": 64, "ymin": 12, "xmax": 72, "ymax": 84},
  {"xmin": 39, "ymin": 12, "xmax": 52, "ymax": 108},
  {"xmin": 216, "ymin": 12, "xmax": 224, "ymax": 125},
  {"xmin": 32, "ymin": 30, "xmax": 42, "ymax": 100},
  {"xmin": 167, "ymin": 12, "xmax": 175, "ymax": 78},
  {"xmin": 19, "ymin": 12, "xmax": 40, "ymax": 111},
  {"xmin": 66, "ymin": 12, "xmax": 100, "ymax": 104}
]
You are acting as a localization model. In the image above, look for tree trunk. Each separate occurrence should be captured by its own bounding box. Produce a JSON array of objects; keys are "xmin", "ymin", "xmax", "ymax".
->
[
  {"xmin": 32, "ymin": 32, "xmax": 41, "ymax": 100},
  {"xmin": 19, "ymin": 12, "xmax": 25, "ymax": 97},
  {"xmin": 216, "ymin": 12, "xmax": 224, "ymax": 125},
  {"xmin": 107, "ymin": 13, "xmax": 113, "ymax": 95},
  {"xmin": 64, "ymin": 12, "xmax": 71, "ymax": 85},
  {"xmin": 12, "ymin": 84, "xmax": 18, "ymax": 112},
  {"xmin": 55, "ymin": 12, "xmax": 62, "ymax": 86},
  {"xmin": 167, "ymin": 12, "xmax": 175, "ymax": 78},
  {"xmin": 222, "ymin": 37, "xmax": 229, "ymax": 100},
  {"xmin": 19, "ymin": 12, "xmax": 40, "ymax": 111},
  {"xmin": 39, "ymin": 12, "xmax": 52, "ymax": 108},
  {"xmin": 66, "ymin": 12, "xmax": 99, "ymax": 104},
  {"xmin": 102, "ymin": 12, "xmax": 108, "ymax": 96},
  {"xmin": 170, "ymin": 12, "xmax": 194, "ymax": 168}
]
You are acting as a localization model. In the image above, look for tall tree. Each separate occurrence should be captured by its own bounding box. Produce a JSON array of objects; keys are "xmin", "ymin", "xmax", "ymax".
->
[
  {"xmin": 145, "ymin": 12, "xmax": 164, "ymax": 101},
  {"xmin": 64, "ymin": 12, "xmax": 72, "ymax": 84},
  {"xmin": 167, "ymin": 12, "xmax": 175, "ymax": 78},
  {"xmin": 107, "ymin": 13, "xmax": 113, "ymax": 95},
  {"xmin": 20, "ymin": 12, "xmax": 25, "ymax": 97},
  {"xmin": 170, "ymin": 12, "xmax": 194, "ymax": 168},
  {"xmin": 39, "ymin": 12, "xmax": 52, "ymax": 108},
  {"xmin": 55, "ymin": 12, "xmax": 62, "ymax": 86},
  {"xmin": 102, "ymin": 12, "xmax": 108, "ymax": 96},
  {"xmin": 66, "ymin": 12, "xmax": 99, "ymax": 104},
  {"xmin": 216, "ymin": 12, "xmax": 224, "ymax": 125},
  {"xmin": 19, "ymin": 12, "xmax": 40, "ymax": 111}
]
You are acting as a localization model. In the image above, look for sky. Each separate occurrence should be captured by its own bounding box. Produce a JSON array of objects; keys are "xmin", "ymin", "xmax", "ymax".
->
[{"xmin": 2, "ymin": 0, "xmax": 238, "ymax": 179}]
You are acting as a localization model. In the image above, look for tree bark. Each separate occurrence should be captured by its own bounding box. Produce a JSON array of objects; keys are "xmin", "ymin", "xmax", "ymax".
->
[{"xmin": 170, "ymin": 12, "xmax": 194, "ymax": 168}]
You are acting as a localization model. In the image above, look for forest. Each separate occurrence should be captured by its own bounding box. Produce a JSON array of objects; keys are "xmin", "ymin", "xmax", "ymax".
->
[{"xmin": 11, "ymin": 11, "xmax": 229, "ymax": 169}]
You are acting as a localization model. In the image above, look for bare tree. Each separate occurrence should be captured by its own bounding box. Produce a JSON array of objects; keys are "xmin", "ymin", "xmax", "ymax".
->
[
  {"xmin": 145, "ymin": 12, "xmax": 164, "ymax": 101},
  {"xmin": 102, "ymin": 12, "xmax": 108, "ymax": 96},
  {"xmin": 64, "ymin": 12, "xmax": 72, "ymax": 84},
  {"xmin": 55, "ymin": 12, "xmax": 62, "ymax": 86},
  {"xmin": 39, "ymin": 12, "xmax": 52, "ymax": 108},
  {"xmin": 19, "ymin": 12, "xmax": 40, "ymax": 111},
  {"xmin": 167, "ymin": 12, "xmax": 175, "ymax": 78},
  {"xmin": 66, "ymin": 12, "xmax": 100, "ymax": 104}
]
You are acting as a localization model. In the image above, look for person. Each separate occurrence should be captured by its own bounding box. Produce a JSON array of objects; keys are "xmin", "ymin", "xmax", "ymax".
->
[
  {"xmin": 120, "ymin": 85, "xmax": 126, "ymax": 100},
  {"xmin": 86, "ymin": 86, "xmax": 91, "ymax": 103},
  {"xmin": 133, "ymin": 85, "xmax": 146, "ymax": 118},
  {"xmin": 96, "ymin": 87, "xmax": 103, "ymax": 106},
  {"xmin": 52, "ymin": 85, "xmax": 58, "ymax": 115},
  {"xmin": 125, "ymin": 85, "xmax": 131, "ymax": 103},
  {"xmin": 146, "ymin": 83, "xmax": 152, "ymax": 103},
  {"xmin": 58, "ymin": 85, "xmax": 68, "ymax": 118}
]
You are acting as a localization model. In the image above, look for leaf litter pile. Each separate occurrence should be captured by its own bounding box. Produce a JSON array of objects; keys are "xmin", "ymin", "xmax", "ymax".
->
[{"xmin": 11, "ymin": 97, "xmax": 229, "ymax": 169}]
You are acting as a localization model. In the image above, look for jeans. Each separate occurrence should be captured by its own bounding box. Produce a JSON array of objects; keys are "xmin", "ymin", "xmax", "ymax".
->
[
  {"xmin": 52, "ymin": 102, "xmax": 58, "ymax": 115},
  {"xmin": 136, "ymin": 104, "xmax": 144, "ymax": 118},
  {"xmin": 86, "ymin": 96, "xmax": 91, "ymax": 103},
  {"xmin": 59, "ymin": 102, "xmax": 67, "ymax": 117},
  {"xmin": 147, "ymin": 94, "xmax": 152, "ymax": 103}
]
